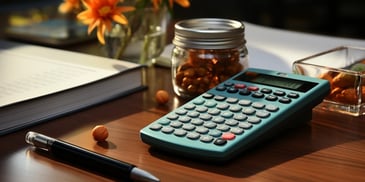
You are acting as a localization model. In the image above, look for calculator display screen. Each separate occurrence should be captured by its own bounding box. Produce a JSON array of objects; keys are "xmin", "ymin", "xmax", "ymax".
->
[{"xmin": 234, "ymin": 71, "xmax": 318, "ymax": 92}]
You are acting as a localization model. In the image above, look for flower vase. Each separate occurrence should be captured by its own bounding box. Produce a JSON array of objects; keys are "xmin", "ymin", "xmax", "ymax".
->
[
  {"xmin": 103, "ymin": 7, "xmax": 169, "ymax": 65},
  {"xmin": 103, "ymin": 23, "xmax": 131, "ymax": 59}
]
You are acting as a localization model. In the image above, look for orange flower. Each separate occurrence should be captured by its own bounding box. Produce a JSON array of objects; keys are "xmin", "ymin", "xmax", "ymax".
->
[
  {"xmin": 152, "ymin": 0, "xmax": 190, "ymax": 11},
  {"xmin": 59, "ymin": 0, "xmax": 81, "ymax": 13},
  {"xmin": 77, "ymin": 0, "xmax": 135, "ymax": 44},
  {"xmin": 169, "ymin": 0, "xmax": 190, "ymax": 8}
]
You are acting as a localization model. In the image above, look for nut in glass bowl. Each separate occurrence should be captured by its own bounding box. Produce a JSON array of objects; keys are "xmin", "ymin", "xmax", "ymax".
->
[{"xmin": 292, "ymin": 46, "xmax": 365, "ymax": 116}]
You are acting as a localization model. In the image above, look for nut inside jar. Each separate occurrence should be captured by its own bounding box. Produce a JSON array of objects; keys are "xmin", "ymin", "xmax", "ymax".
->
[{"xmin": 175, "ymin": 49, "xmax": 244, "ymax": 97}]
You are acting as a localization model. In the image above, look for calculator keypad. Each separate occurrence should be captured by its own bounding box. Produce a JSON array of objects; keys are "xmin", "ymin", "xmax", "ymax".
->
[{"xmin": 148, "ymin": 82, "xmax": 300, "ymax": 146}]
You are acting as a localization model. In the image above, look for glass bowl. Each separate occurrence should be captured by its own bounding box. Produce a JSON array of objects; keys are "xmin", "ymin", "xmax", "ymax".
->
[{"xmin": 292, "ymin": 46, "xmax": 365, "ymax": 116}]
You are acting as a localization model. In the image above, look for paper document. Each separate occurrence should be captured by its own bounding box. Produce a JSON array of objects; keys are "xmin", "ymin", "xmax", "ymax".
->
[{"xmin": 0, "ymin": 49, "xmax": 119, "ymax": 107}]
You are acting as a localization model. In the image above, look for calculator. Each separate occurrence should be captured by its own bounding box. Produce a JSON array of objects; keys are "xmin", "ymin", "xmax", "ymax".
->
[{"xmin": 140, "ymin": 68, "xmax": 330, "ymax": 162}]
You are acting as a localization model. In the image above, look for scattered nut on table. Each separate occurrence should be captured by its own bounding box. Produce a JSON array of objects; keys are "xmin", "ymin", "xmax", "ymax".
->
[
  {"xmin": 155, "ymin": 90, "xmax": 170, "ymax": 105},
  {"xmin": 92, "ymin": 125, "xmax": 109, "ymax": 142}
]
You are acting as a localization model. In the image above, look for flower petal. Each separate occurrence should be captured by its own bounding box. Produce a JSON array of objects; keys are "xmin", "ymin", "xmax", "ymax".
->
[
  {"xmin": 97, "ymin": 23, "xmax": 106, "ymax": 44},
  {"xmin": 82, "ymin": 0, "xmax": 92, "ymax": 9},
  {"xmin": 174, "ymin": 0, "xmax": 190, "ymax": 7},
  {"xmin": 87, "ymin": 19, "xmax": 99, "ymax": 34},
  {"xmin": 112, "ymin": 14, "xmax": 128, "ymax": 25}
]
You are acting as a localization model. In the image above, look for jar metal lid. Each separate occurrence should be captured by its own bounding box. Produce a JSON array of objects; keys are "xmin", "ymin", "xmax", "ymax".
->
[{"xmin": 173, "ymin": 18, "xmax": 246, "ymax": 49}]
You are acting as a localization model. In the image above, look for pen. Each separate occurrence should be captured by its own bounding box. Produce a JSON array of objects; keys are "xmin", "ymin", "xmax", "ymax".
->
[{"xmin": 25, "ymin": 131, "xmax": 159, "ymax": 182}]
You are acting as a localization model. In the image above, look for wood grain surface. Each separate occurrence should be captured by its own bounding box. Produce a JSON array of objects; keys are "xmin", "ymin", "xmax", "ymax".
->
[{"xmin": 1, "ymin": 66, "xmax": 365, "ymax": 182}]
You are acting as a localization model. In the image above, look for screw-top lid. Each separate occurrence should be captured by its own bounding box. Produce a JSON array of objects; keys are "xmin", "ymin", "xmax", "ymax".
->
[{"xmin": 173, "ymin": 18, "xmax": 246, "ymax": 49}]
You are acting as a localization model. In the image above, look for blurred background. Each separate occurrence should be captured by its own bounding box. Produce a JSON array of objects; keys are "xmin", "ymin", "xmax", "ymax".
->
[
  {"xmin": 0, "ymin": 0, "xmax": 364, "ymax": 40},
  {"xmin": 174, "ymin": 0, "xmax": 365, "ymax": 39}
]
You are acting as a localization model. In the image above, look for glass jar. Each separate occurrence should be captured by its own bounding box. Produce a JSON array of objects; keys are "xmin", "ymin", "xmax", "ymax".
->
[{"xmin": 171, "ymin": 18, "xmax": 248, "ymax": 99}]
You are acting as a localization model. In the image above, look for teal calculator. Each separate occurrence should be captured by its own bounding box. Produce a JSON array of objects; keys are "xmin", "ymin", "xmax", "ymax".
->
[{"xmin": 140, "ymin": 68, "xmax": 330, "ymax": 162}]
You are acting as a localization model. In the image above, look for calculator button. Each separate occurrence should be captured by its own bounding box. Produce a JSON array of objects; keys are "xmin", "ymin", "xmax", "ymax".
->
[
  {"xmin": 186, "ymin": 132, "xmax": 200, "ymax": 140},
  {"xmin": 217, "ymin": 124, "xmax": 230, "ymax": 132},
  {"xmin": 273, "ymin": 90, "xmax": 286, "ymax": 96},
  {"xmin": 158, "ymin": 119, "xmax": 170, "ymax": 125},
  {"xmin": 287, "ymin": 92, "xmax": 299, "ymax": 99},
  {"xmin": 216, "ymin": 85, "xmax": 226, "ymax": 91},
  {"xmin": 170, "ymin": 121, "xmax": 183, "ymax": 128},
  {"xmin": 224, "ymin": 82, "xmax": 234, "ymax": 87},
  {"xmin": 175, "ymin": 109, "xmax": 187, "ymax": 115},
  {"xmin": 196, "ymin": 106, "xmax": 208, "ymax": 113},
  {"xmin": 167, "ymin": 114, "xmax": 179, "ymax": 120},
  {"xmin": 214, "ymin": 95, "xmax": 226, "ymax": 101},
  {"xmin": 200, "ymin": 114, "xmax": 212, "ymax": 121},
  {"xmin": 248, "ymin": 86, "xmax": 259, "ymax": 91},
  {"xmin": 214, "ymin": 138, "xmax": 227, "ymax": 146},
  {"xmin": 279, "ymin": 97, "xmax": 292, "ymax": 104},
  {"xmin": 182, "ymin": 124, "xmax": 196, "ymax": 131},
  {"xmin": 222, "ymin": 132, "xmax": 236, "ymax": 140},
  {"xmin": 204, "ymin": 101, "xmax": 217, "ymax": 107},
  {"xmin": 202, "ymin": 93, "xmax": 214, "ymax": 99},
  {"xmin": 187, "ymin": 111, "xmax": 199, "ymax": 118},
  {"xmin": 227, "ymin": 87, "xmax": 238, "ymax": 93},
  {"xmin": 174, "ymin": 129, "xmax": 187, "ymax": 137},
  {"xmin": 247, "ymin": 117, "xmax": 261, "ymax": 124},
  {"xmin": 212, "ymin": 117, "xmax": 225, "ymax": 124},
  {"xmin": 256, "ymin": 111, "xmax": 270, "ymax": 118},
  {"xmin": 265, "ymin": 105, "xmax": 279, "ymax": 112},
  {"xmin": 238, "ymin": 99, "xmax": 252, "ymax": 106},
  {"xmin": 229, "ymin": 105, "xmax": 242, "ymax": 112},
  {"xmin": 252, "ymin": 92, "xmax": 265, "ymax": 98},
  {"xmin": 208, "ymin": 109, "xmax": 221, "ymax": 116},
  {"xmin": 209, "ymin": 130, "xmax": 222, "ymax": 137},
  {"xmin": 234, "ymin": 83, "xmax": 246, "ymax": 89},
  {"xmin": 226, "ymin": 97, "xmax": 239, "ymax": 104},
  {"xmin": 191, "ymin": 119, "xmax": 204, "ymax": 125},
  {"xmin": 265, "ymin": 95, "xmax": 278, "ymax": 101},
  {"xmin": 149, "ymin": 124, "xmax": 162, "ymax": 130},
  {"xmin": 239, "ymin": 89, "xmax": 251, "ymax": 96},
  {"xmin": 252, "ymin": 102, "xmax": 265, "ymax": 109},
  {"xmin": 184, "ymin": 104, "xmax": 196, "ymax": 110},
  {"xmin": 178, "ymin": 116, "xmax": 191, "ymax": 123},
  {"xmin": 196, "ymin": 127, "xmax": 209, "ymax": 134},
  {"xmin": 200, "ymin": 135, "xmax": 214, "ymax": 143},
  {"xmin": 242, "ymin": 108, "xmax": 256, "ymax": 115},
  {"xmin": 193, "ymin": 98, "xmax": 205, "ymax": 105},
  {"xmin": 161, "ymin": 126, "xmax": 174, "ymax": 133},
  {"xmin": 260, "ymin": 88, "xmax": 272, "ymax": 94},
  {"xmin": 204, "ymin": 122, "xmax": 217, "ymax": 129},
  {"xmin": 239, "ymin": 122, "xmax": 252, "ymax": 129},
  {"xmin": 230, "ymin": 128, "xmax": 244, "ymax": 135},
  {"xmin": 221, "ymin": 111, "xmax": 234, "ymax": 118},
  {"xmin": 217, "ymin": 103, "xmax": 230, "ymax": 110},
  {"xmin": 233, "ymin": 114, "xmax": 248, "ymax": 121},
  {"xmin": 225, "ymin": 120, "xmax": 238, "ymax": 126}
]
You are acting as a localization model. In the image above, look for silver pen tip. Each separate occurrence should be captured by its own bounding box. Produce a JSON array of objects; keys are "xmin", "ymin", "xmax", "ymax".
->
[
  {"xmin": 25, "ymin": 131, "xmax": 37, "ymax": 145},
  {"xmin": 131, "ymin": 167, "xmax": 160, "ymax": 182},
  {"xmin": 25, "ymin": 131, "xmax": 54, "ymax": 151}
]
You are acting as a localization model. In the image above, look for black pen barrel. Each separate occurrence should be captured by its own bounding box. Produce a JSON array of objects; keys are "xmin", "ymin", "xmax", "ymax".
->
[{"xmin": 51, "ymin": 140, "xmax": 134, "ymax": 179}]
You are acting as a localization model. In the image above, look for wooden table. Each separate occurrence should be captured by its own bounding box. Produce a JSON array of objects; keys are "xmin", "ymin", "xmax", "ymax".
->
[{"xmin": 1, "ymin": 41, "xmax": 365, "ymax": 181}]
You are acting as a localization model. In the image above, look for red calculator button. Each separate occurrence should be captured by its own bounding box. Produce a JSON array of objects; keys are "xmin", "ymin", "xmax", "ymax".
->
[
  {"xmin": 247, "ymin": 86, "xmax": 259, "ymax": 91},
  {"xmin": 222, "ymin": 133, "xmax": 236, "ymax": 140},
  {"xmin": 234, "ymin": 84, "xmax": 246, "ymax": 89}
]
